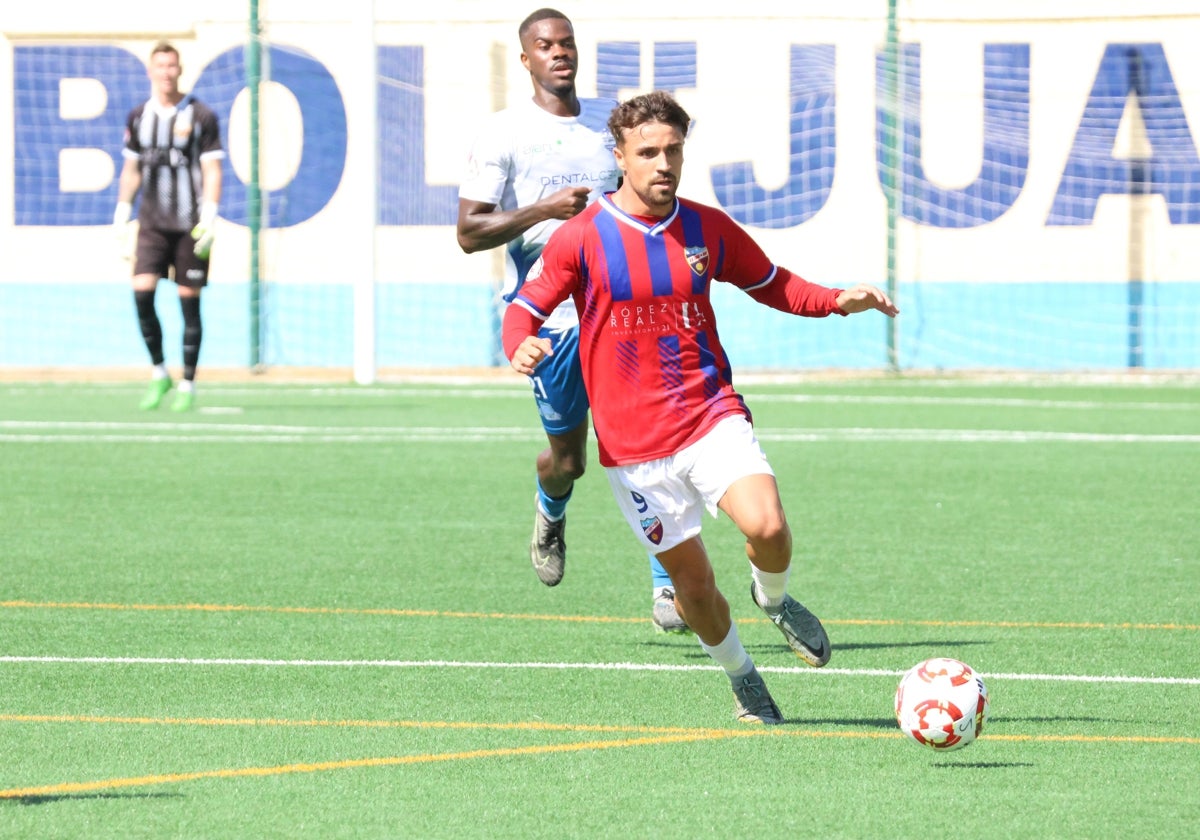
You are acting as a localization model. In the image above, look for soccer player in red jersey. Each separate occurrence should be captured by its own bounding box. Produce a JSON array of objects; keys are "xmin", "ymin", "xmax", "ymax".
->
[{"xmin": 503, "ymin": 91, "xmax": 897, "ymax": 723}]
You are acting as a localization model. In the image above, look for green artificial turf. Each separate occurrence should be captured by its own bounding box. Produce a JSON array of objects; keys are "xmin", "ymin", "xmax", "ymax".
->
[{"xmin": 1, "ymin": 377, "xmax": 1196, "ymax": 838}]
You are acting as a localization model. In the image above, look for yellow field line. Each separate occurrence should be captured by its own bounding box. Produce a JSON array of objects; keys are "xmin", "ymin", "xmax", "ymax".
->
[
  {"xmin": 986, "ymin": 733, "xmax": 1200, "ymax": 745},
  {"xmin": 0, "ymin": 713, "xmax": 720, "ymax": 737},
  {"xmin": 0, "ymin": 600, "xmax": 644, "ymax": 624},
  {"xmin": 0, "ymin": 729, "xmax": 758, "ymax": 800},
  {"xmin": 2, "ymin": 600, "xmax": 1194, "ymax": 632},
  {"xmin": 830, "ymin": 618, "xmax": 1200, "ymax": 631},
  {"xmin": 1, "ymin": 714, "xmax": 1195, "ymax": 800},
  {"xmin": 3, "ymin": 713, "xmax": 1196, "ymax": 746}
]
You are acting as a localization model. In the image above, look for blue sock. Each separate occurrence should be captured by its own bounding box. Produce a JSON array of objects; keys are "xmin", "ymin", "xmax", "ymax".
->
[
  {"xmin": 536, "ymin": 480, "xmax": 572, "ymax": 521},
  {"xmin": 649, "ymin": 555, "xmax": 673, "ymax": 590}
]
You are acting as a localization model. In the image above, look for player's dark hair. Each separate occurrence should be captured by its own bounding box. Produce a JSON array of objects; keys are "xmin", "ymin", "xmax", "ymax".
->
[
  {"xmin": 149, "ymin": 40, "xmax": 180, "ymax": 62},
  {"xmin": 608, "ymin": 91, "xmax": 692, "ymax": 146},
  {"xmin": 518, "ymin": 8, "xmax": 571, "ymax": 43}
]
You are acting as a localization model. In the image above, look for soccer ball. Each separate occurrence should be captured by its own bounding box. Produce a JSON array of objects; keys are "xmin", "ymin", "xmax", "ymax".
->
[{"xmin": 894, "ymin": 657, "xmax": 990, "ymax": 751}]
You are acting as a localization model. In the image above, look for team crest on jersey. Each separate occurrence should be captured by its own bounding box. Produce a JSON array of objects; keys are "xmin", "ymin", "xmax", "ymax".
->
[
  {"xmin": 174, "ymin": 112, "xmax": 192, "ymax": 140},
  {"xmin": 640, "ymin": 516, "xmax": 664, "ymax": 545},
  {"xmin": 684, "ymin": 246, "xmax": 709, "ymax": 276}
]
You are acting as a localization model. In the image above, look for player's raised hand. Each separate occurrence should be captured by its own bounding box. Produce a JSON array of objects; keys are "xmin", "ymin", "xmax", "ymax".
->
[
  {"xmin": 542, "ymin": 186, "xmax": 592, "ymax": 220},
  {"xmin": 509, "ymin": 335, "xmax": 554, "ymax": 376},
  {"xmin": 836, "ymin": 283, "xmax": 899, "ymax": 317}
]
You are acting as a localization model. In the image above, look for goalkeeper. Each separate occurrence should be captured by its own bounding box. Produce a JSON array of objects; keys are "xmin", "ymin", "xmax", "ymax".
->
[{"xmin": 114, "ymin": 40, "xmax": 224, "ymax": 412}]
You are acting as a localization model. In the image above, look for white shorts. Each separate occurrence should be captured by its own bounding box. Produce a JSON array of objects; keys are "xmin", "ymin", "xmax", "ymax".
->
[{"xmin": 605, "ymin": 414, "xmax": 774, "ymax": 553}]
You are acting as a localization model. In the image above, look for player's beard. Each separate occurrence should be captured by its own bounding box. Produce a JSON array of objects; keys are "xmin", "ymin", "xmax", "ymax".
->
[
  {"xmin": 642, "ymin": 179, "xmax": 677, "ymax": 210},
  {"xmin": 541, "ymin": 69, "xmax": 576, "ymax": 99}
]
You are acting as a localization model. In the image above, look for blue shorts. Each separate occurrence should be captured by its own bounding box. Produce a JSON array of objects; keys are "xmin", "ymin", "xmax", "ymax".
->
[{"xmin": 529, "ymin": 325, "xmax": 589, "ymax": 436}]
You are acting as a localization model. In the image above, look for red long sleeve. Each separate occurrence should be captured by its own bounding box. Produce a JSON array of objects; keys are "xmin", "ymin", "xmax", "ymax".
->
[
  {"xmin": 747, "ymin": 268, "xmax": 846, "ymax": 317},
  {"xmin": 502, "ymin": 302, "xmax": 544, "ymax": 360}
]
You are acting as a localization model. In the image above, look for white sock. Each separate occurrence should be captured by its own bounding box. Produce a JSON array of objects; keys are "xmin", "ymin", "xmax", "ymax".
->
[
  {"xmin": 699, "ymin": 623, "xmax": 754, "ymax": 679},
  {"xmin": 751, "ymin": 566, "xmax": 790, "ymax": 609},
  {"xmin": 152, "ymin": 364, "xmax": 169, "ymax": 380},
  {"xmin": 178, "ymin": 380, "xmax": 195, "ymax": 394}
]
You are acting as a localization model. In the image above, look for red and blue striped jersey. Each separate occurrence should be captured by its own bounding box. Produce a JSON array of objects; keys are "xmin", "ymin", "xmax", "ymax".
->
[{"xmin": 506, "ymin": 193, "xmax": 841, "ymax": 466}]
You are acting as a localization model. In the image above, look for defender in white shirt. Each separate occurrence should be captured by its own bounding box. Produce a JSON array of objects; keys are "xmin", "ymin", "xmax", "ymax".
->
[{"xmin": 456, "ymin": 8, "xmax": 687, "ymax": 633}]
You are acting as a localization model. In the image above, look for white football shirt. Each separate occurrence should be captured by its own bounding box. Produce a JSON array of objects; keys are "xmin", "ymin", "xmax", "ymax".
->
[{"xmin": 460, "ymin": 97, "xmax": 620, "ymax": 329}]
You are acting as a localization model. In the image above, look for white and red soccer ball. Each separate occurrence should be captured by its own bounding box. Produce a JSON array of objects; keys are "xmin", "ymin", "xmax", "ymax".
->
[{"xmin": 894, "ymin": 657, "xmax": 990, "ymax": 751}]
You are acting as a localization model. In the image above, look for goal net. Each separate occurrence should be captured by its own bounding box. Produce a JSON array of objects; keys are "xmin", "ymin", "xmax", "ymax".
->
[{"xmin": 2, "ymin": 2, "xmax": 1198, "ymax": 376}]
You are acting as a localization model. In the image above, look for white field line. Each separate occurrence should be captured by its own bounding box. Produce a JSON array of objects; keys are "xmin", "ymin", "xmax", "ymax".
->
[
  {"xmin": 1, "ymin": 655, "xmax": 1196, "ymax": 685},
  {"xmin": 1, "ymin": 421, "xmax": 1198, "ymax": 444},
  {"xmin": 3, "ymin": 385, "xmax": 1198, "ymax": 412},
  {"xmin": 751, "ymin": 394, "xmax": 1200, "ymax": 411}
]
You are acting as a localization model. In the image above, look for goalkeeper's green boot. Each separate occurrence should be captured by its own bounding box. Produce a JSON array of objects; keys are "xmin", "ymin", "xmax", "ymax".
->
[
  {"xmin": 170, "ymin": 390, "xmax": 195, "ymax": 413},
  {"xmin": 138, "ymin": 377, "xmax": 173, "ymax": 410}
]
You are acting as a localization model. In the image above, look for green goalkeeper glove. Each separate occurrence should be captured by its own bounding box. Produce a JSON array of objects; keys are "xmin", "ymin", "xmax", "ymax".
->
[{"xmin": 191, "ymin": 201, "xmax": 219, "ymax": 259}]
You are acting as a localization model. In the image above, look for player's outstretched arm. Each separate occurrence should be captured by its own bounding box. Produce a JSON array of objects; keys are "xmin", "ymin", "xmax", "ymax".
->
[{"xmin": 836, "ymin": 283, "xmax": 899, "ymax": 317}]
